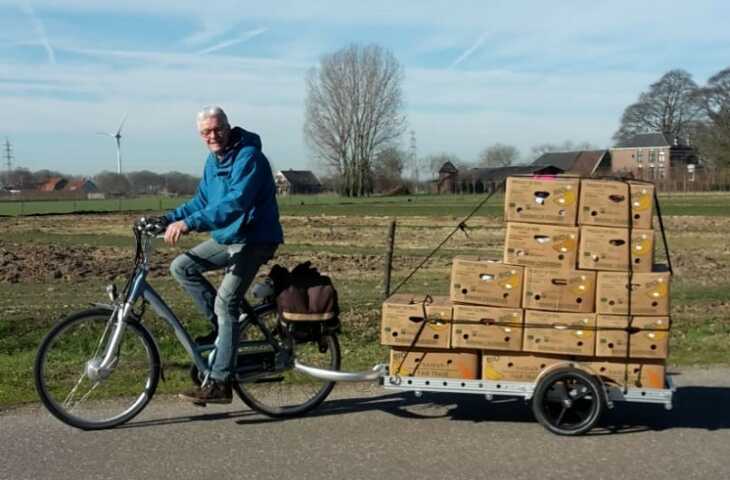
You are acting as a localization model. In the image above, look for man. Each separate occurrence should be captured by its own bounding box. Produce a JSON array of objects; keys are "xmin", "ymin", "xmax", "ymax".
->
[{"xmin": 163, "ymin": 106, "xmax": 283, "ymax": 404}]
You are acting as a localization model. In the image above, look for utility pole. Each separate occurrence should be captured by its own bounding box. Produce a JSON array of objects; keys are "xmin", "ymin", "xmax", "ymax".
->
[
  {"xmin": 409, "ymin": 130, "xmax": 418, "ymax": 192},
  {"xmin": 3, "ymin": 138, "xmax": 13, "ymax": 185}
]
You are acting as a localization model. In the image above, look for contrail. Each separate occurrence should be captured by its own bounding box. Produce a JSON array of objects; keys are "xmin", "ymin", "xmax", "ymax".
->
[
  {"xmin": 196, "ymin": 27, "xmax": 267, "ymax": 55},
  {"xmin": 21, "ymin": 0, "xmax": 56, "ymax": 65},
  {"xmin": 450, "ymin": 31, "xmax": 489, "ymax": 69}
]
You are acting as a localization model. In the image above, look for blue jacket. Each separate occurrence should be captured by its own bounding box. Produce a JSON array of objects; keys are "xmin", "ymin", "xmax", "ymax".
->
[{"xmin": 165, "ymin": 127, "xmax": 284, "ymax": 245}]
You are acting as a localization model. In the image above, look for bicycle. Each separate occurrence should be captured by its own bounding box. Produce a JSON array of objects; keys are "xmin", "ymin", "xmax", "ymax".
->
[{"xmin": 33, "ymin": 217, "xmax": 342, "ymax": 430}]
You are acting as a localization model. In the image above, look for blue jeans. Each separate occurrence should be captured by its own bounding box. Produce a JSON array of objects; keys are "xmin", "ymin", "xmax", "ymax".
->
[{"xmin": 170, "ymin": 239, "xmax": 278, "ymax": 382}]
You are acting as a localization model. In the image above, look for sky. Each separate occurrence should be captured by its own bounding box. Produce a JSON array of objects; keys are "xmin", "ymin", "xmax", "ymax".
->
[{"xmin": 1, "ymin": 1, "xmax": 729, "ymax": 177}]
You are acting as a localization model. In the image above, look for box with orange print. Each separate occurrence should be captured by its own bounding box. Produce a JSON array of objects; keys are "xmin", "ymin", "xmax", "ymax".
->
[
  {"xmin": 389, "ymin": 348, "xmax": 480, "ymax": 379},
  {"xmin": 504, "ymin": 176, "xmax": 580, "ymax": 226},
  {"xmin": 449, "ymin": 256, "xmax": 523, "ymax": 308},
  {"xmin": 380, "ymin": 294, "xmax": 452, "ymax": 349}
]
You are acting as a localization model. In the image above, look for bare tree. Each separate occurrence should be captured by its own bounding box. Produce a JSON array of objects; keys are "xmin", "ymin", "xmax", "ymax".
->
[
  {"xmin": 613, "ymin": 69, "xmax": 703, "ymax": 144},
  {"xmin": 304, "ymin": 44, "xmax": 407, "ymax": 197},
  {"xmin": 530, "ymin": 140, "xmax": 598, "ymax": 161},
  {"xmin": 94, "ymin": 171, "xmax": 131, "ymax": 195},
  {"xmin": 695, "ymin": 67, "xmax": 730, "ymax": 168},
  {"xmin": 128, "ymin": 170, "xmax": 164, "ymax": 194},
  {"xmin": 373, "ymin": 146, "xmax": 406, "ymax": 192},
  {"xmin": 479, "ymin": 143, "xmax": 519, "ymax": 167}
]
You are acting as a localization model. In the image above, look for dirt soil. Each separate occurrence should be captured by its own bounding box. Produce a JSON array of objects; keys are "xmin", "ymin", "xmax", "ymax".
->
[{"xmin": 1, "ymin": 214, "xmax": 729, "ymax": 285}]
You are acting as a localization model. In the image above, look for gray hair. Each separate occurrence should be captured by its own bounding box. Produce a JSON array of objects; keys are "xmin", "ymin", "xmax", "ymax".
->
[{"xmin": 196, "ymin": 105, "xmax": 229, "ymax": 127}]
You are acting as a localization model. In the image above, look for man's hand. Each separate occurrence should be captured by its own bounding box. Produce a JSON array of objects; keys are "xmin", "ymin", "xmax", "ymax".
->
[{"xmin": 164, "ymin": 220, "xmax": 189, "ymax": 245}]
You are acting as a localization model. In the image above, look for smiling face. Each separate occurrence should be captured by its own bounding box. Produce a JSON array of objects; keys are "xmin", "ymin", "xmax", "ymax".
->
[{"xmin": 198, "ymin": 115, "xmax": 231, "ymax": 154}]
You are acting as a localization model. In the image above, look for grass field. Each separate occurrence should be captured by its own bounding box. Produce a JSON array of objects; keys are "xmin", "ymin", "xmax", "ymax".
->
[
  {"xmin": 1, "ymin": 190, "xmax": 730, "ymax": 217},
  {"xmin": 1, "ymin": 192, "xmax": 729, "ymax": 407}
]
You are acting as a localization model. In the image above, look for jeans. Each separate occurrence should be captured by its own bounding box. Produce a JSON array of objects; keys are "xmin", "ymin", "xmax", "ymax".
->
[{"xmin": 170, "ymin": 239, "xmax": 278, "ymax": 382}]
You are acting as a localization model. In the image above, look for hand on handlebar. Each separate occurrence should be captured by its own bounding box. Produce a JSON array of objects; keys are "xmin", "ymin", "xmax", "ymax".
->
[{"xmin": 164, "ymin": 220, "xmax": 189, "ymax": 245}]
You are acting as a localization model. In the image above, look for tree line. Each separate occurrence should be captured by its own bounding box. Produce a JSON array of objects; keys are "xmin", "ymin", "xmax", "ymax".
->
[{"xmin": 1, "ymin": 169, "xmax": 200, "ymax": 196}]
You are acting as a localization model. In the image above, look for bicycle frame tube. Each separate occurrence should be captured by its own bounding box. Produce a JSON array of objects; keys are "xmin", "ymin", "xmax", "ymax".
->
[{"xmin": 98, "ymin": 266, "xmax": 211, "ymax": 376}]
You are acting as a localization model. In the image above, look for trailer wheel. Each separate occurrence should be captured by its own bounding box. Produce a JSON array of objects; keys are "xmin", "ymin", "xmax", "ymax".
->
[{"xmin": 532, "ymin": 367, "xmax": 604, "ymax": 436}]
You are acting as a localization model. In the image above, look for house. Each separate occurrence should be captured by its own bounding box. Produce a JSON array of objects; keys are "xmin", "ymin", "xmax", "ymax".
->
[
  {"xmin": 275, "ymin": 170, "xmax": 322, "ymax": 195},
  {"xmin": 64, "ymin": 178, "xmax": 99, "ymax": 194},
  {"xmin": 37, "ymin": 177, "xmax": 68, "ymax": 192},
  {"xmin": 610, "ymin": 133, "xmax": 697, "ymax": 181},
  {"xmin": 531, "ymin": 150, "xmax": 611, "ymax": 177},
  {"xmin": 436, "ymin": 164, "xmax": 563, "ymax": 194}
]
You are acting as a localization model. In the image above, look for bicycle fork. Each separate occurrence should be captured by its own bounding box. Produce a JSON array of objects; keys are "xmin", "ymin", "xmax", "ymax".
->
[{"xmin": 86, "ymin": 301, "xmax": 133, "ymax": 382}]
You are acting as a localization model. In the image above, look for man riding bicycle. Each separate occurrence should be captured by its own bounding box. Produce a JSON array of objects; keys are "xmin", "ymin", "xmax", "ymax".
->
[{"xmin": 162, "ymin": 106, "xmax": 283, "ymax": 404}]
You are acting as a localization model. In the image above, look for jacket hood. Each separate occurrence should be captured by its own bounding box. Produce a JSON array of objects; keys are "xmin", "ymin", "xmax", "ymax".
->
[{"xmin": 215, "ymin": 126, "xmax": 262, "ymax": 164}]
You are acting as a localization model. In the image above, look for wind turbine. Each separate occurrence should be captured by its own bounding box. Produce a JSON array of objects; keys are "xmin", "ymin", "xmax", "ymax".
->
[{"xmin": 98, "ymin": 114, "xmax": 127, "ymax": 175}]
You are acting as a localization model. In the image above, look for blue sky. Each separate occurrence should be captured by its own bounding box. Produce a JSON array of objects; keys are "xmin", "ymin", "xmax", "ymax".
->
[{"xmin": 2, "ymin": 1, "xmax": 729, "ymax": 177}]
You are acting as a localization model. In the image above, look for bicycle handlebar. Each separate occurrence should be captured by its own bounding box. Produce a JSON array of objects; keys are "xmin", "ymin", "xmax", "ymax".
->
[{"xmin": 134, "ymin": 216, "xmax": 168, "ymax": 237}]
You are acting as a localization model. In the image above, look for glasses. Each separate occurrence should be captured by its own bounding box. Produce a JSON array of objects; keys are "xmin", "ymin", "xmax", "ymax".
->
[{"xmin": 199, "ymin": 126, "xmax": 228, "ymax": 137}]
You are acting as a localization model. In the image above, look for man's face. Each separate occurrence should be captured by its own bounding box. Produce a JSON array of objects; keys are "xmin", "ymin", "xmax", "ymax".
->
[{"xmin": 198, "ymin": 116, "xmax": 231, "ymax": 154}]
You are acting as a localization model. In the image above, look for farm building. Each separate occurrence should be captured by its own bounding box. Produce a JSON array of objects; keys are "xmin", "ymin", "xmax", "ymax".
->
[
  {"xmin": 275, "ymin": 170, "xmax": 322, "ymax": 195},
  {"xmin": 64, "ymin": 178, "xmax": 99, "ymax": 194},
  {"xmin": 532, "ymin": 150, "xmax": 611, "ymax": 177},
  {"xmin": 37, "ymin": 177, "xmax": 68, "ymax": 192},
  {"xmin": 436, "ymin": 164, "xmax": 563, "ymax": 194},
  {"xmin": 436, "ymin": 149, "xmax": 613, "ymax": 194},
  {"xmin": 610, "ymin": 133, "xmax": 698, "ymax": 181}
]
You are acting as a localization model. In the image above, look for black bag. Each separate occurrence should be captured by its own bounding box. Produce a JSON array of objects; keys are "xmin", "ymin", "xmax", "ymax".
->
[{"xmin": 267, "ymin": 262, "xmax": 341, "ymax": 336}]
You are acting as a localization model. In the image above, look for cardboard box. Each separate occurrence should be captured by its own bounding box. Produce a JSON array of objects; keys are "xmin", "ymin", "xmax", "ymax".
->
[
  {"xmin": 504, "ymin": 222, "xmax": 579, "ymax": 270},
  {"xmin": 577, "ymin": 180, "xmax": 655, "ymax": 229},
  {"xmin": 578, "ymin": 179, "xmax": 630, "ymax": 227},
  {"xmin": 381, "ymin": 294, "xmax": 452, "ymax": 348},
  {"xmin": 629, "ymin": 182, "xmax": 655, "ymax": 230},
  {"xmin": 596, "ymin": 270, "xmax": 671, "ymax": 315},
  {"xmin": 578, "ymin": 226, "xmax": 654, "ymax": 272},
  {"xmin": 523, "ymin": 310, "xmax": 597, "ymax": 356},
  {"xmin": 390, "ymin": 348, "xmax": 479, "ymax": 379},
  {"xmin": 595, "ymin": 315, "xmax": 670, "ymax": 359},
  {"xmin": 450, "ymin": 257, "xmax": 523, "ymax": 308},
  {"xmin": 585, "ymin": 360, "xmax": 665, "ymax": 389},
  {"xmin": 482, "ymin": 352, "xmax": 572, "ymax": 382},
  {"xmin": 522, "ymin": 268, "xmax": 596, "ymax": 313},
  {"xmin": 504, "ymin": 176, "xmax": 580, "ymax": 225},
  {"xmin": 452, "ymin": 305, "xmax": 523, "ymax": 351}
]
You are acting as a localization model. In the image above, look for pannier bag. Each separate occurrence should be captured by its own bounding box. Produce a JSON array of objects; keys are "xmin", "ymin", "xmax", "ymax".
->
[{"xmin": 268, "ymin": 262, "xmax": 341, "ymax": 331}]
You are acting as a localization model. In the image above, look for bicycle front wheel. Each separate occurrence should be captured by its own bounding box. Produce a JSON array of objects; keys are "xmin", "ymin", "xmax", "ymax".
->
[
  {"xmin": 234, "ymin": 306, "xmax": 340, "ymax": 417},
  {"xmin": 34, "ymin": 308, "xmax": 160, "ymax": 430}
]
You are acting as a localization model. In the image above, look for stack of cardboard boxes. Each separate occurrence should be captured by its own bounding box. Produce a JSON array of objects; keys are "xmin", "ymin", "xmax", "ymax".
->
[{"xmin": 381, "ymin": 176, "xmax": 670, "ymax": 389}]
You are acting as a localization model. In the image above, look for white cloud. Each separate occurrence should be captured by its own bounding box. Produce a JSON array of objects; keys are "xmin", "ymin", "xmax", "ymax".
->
[
  {"xmin": 19, "ymin": 0, "xmax": 56, "ymax": 64},
  {"xmin": 196, "ymin": 27, "xmax": 267, "ymax": 55}
]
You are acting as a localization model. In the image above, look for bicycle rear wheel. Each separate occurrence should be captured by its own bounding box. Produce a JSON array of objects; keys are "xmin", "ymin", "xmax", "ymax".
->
[
  {"xmin": 234, "ymin": 306, "xmax": 340, "ymax": 417},
  {"xmin": 34, "ymin": 308, "xmax": 160, "ymax": 430}
]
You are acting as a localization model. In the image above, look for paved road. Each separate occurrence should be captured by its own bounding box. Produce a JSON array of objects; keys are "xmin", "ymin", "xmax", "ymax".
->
[{"xmin": 2, "ymin": 367, "xmax": 730, "ymax": 480}]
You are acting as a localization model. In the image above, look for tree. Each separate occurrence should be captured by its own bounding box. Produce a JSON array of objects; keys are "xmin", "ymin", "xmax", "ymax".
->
[
  {"xmin": 128, "ymin": 170, "xmax": 164, "ymax": 194},
  {"xmin": 613, "ymin": 69, "xmax": 703, "ymax": 144},
  {"xmin": 304, "ymin": 44, "xmax": 407, "ymax": 197},
  {"xmin": 479, "ymin": 143, "xmax": 519, "ymax": 168},
  {"xmin": 32, "ymin": 169, "xmax": 65, "ymax": 184},
  {"xmin": 94, "ymin": 171, "xmax": 131, "ymax": 195},
  {"xmin": 695, "ymin": 67, "xmax": 730, "ymax": 168},
  {"xmin": 530, "ymin": 140, "xmax": 598, "ymax": 161},
  {"xmin": 373, "ymin": 146, "xmax": 406, "ymax": 192},
  {"xmin": 162, "ymin": 171, "xmax": 199, "ymax": 195}
]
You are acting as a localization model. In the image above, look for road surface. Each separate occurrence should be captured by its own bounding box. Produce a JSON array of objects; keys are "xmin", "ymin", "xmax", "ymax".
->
[{"xmin": 2, "ymin": 367, "xmax": 729, "ymax": 480}]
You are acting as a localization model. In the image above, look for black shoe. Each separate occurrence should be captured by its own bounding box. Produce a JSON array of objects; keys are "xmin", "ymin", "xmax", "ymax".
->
[
  {"xmin": 179, "ymin": 381, "xmax": 232, "ymax": 405},
  {"xmin": 194, "ymin": 330, "xmax": 218, "ymax": 346}
]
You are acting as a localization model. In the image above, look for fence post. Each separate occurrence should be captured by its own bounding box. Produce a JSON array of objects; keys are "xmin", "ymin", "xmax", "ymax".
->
[{"xmin": 384, "ymin": 219, "xmax": 397, "ymax": 298}]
